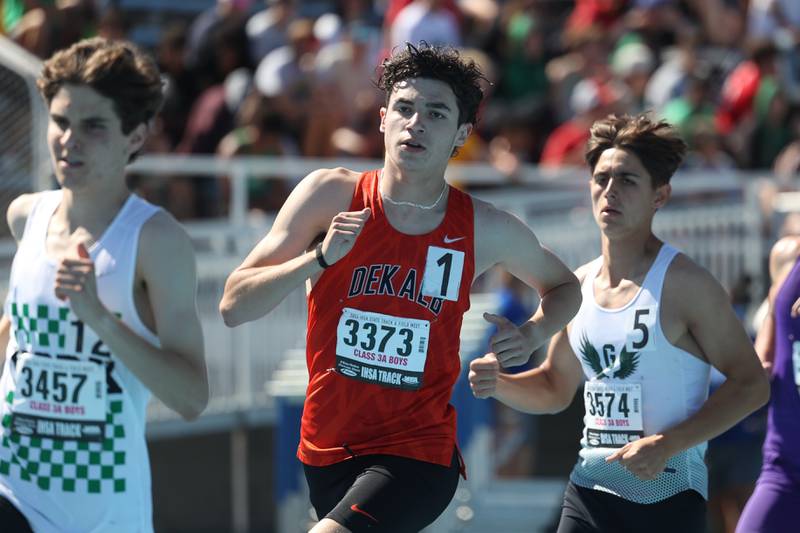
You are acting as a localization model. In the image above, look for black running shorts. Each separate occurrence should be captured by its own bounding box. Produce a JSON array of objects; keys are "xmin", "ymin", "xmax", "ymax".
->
[
  {"xmin": 303, "ymin": 449, "xmax": 461, "ymax": 532},
  {"xmin": 0, "ymin": 495, "xmax": 33, "ymax": 533},
  {"xmin": 557, "ymin": 481, "xmax": 707, "ymax": 533}
]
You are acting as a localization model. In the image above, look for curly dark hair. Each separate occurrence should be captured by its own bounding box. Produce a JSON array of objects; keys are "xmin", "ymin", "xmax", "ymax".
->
[
  {"xmin": 38, "ymin": 37, "xmax": 164, "ymax": 137},
  {"xmin": 585, "ymin": 113, "xmax": 688, "ymax": 188},
  {"xmin": 377, "ymin": 42, "xmax": 485, "ymax": 126}
]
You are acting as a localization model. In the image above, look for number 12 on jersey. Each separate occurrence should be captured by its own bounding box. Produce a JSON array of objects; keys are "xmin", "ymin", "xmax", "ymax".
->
[{"xmin": 422, "ymin": 246, "xmax": 465, "ymax": 301}]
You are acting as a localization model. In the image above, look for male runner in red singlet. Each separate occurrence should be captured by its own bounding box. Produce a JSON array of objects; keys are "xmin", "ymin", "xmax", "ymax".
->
[{"xmin": 220, "ymin": 43, "xmax": 581, "ymax": 533}]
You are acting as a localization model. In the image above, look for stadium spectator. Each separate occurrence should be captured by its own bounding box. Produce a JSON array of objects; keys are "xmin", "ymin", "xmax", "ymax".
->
[
  {"xmin": 10, "ymin": 0, "xmax": 97, "ymax": 59},
  {"xmin": 660, "ymin": 71, "xmax": 716, "ymax": 144},
  {"xmin": 217, "ymin": 92, "xmax": 298, "ymax": 213},
  {"xmin": 540, "ymin": 78, "xmax": 620, "ymax": 167},
  {"xmin": 388, "ymin": 0, "xmax": 462, "ymax": 51},
  {"xmin": 13, "ymin": 0, "xmax": 793, "ymax": 217},
  {"xmin": 246, "ymin": 0, "xmax": 295, "ymax": 65}
]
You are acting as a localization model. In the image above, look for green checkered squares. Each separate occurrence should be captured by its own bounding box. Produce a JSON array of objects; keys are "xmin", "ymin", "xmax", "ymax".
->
[
  {"xmin": 10, "ymin": 303, "xmax": 68, "ymax": 349},
  {"xmin": 0, "ymin": 401, "xmax": 129, "ymax": 493},
  {"xmin": 3, "ymin": 302, "xmax": 130, "ymax": 494}
]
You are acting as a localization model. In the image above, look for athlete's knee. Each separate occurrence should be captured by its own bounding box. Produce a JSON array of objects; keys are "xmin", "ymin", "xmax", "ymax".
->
[{"xmin": 309, "ymin": 517, "xmax": 352, "ymax": 533}]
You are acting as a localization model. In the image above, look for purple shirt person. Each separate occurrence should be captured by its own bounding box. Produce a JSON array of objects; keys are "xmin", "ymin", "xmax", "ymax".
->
[{"xmin": 738, "ymin": 237, "xmax": 800, "ymax": 532}]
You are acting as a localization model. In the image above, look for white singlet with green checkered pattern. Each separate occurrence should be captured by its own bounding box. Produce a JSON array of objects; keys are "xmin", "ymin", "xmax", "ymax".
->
[
  {"xmin": 0, "ymin": 190, "xmax": 161, "ymax": 532},
  {"xmin": 566, "ymin": 245, "xmax": 711, "ymax": 504}
]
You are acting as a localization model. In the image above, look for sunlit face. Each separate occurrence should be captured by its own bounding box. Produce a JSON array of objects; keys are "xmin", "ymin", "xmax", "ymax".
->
[
  {"xmin": 379, "ymin": 77, "xmax": 471, "ymax": 173},
  {"xmin": 47, "ymin": 84, "xmax": 145, "ymax": 191},
  {"xmin": 590, "ymin": 148, "xmax": 670, "ymax": 238}
]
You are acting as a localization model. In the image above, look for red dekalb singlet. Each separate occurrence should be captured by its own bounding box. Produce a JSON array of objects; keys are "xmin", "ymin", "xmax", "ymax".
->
[{"xmin": 299, "ymin": 169, "xmax": 475, "ymax": 468}]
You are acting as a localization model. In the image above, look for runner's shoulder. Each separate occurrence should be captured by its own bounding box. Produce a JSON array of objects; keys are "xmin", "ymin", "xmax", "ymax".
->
[
  {"xmin": 472, "ymin": 197, "xmax": 529, "ymax": 238},
  {"xmin": 665, "ymin": 252, "xmax": 716, "ymax": 289},
  {"xmin": 769, "ymin": 236, "xmax": 800, "ymax": 277},
  {"xmin": 286, "ymin": 167, "xmax": 359, "ymax": 214},
  {"xmin": 7, "ymin": 192, "xmax": 44, "ymax": 242},
  {"xmin": 573, "ymin": 261, "xmax": 596, "ymax": 285},
  {"xmin": 139, "ymin": 210, "xmax": 195, "ymax": 269},
  {"xmin": 471, "ymin": 196, "xmax": 504, "ymax": 222},
  {"xmin": 663, "ymin": 252, "xmax": 729, "ymax": 317},
  {"xmin": 271, "ymin": 167, "xmax": 363, "ymax": 236},
  {"xmin": 303, "ymin": 167, "xmax": 361, "ymax": 197}
]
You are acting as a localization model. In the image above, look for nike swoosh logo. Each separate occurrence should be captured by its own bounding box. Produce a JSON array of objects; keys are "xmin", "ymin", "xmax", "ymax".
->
[
  {"xmin": 443, "ymin": 235, "xmax": 465, "ymax": 243},
  {"xmin": 350, "ymin": 504, "xmax": 379, "ymax": 523}
]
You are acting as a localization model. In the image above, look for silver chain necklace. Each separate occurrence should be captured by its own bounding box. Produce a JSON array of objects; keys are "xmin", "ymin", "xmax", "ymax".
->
[{"xmin": 379, "ymin": 173, "xmax": 448, "ymax": 210}]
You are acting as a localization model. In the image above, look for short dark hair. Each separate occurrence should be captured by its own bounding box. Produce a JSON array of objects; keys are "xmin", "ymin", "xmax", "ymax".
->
[
  {"xmin": 38, "ymin": 37, "xmax": 164, "ymax": 135},
  {"xmin": 585, "ymin": 113, "xmax": 687, "ymax": 188},
  {"xmin": 377, "ymin": 42, "xmax": 485, "ymax": 126}
]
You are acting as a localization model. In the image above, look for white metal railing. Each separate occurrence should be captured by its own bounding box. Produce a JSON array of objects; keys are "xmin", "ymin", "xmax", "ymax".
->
[
  {"xmin": 120, "ymin": 159, "xmax": 775, "ymax": 425},
  {"xmin": 0, "ymin": 145, "xmax": 775, "ymax": 427},
  {"xmin": 0, "ymin": 33, "xmax": 788, "ymax": 531},
  {"xmin": 0, "ymin": 36, "xmax": 49, "ymax": 203},
  {"xmin": 147, "ymin": 231, "xmax": 309, "ymax": 422},
  {"xmin": 473, "ymin": 176, "xmax": 764, "ymax": 296}
]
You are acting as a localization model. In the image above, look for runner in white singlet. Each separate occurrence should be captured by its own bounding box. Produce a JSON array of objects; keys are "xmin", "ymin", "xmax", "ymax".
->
[
  {"xmin": 469, "ymin": 113, "xmax": 769, "ymax": 533},
  {"xmin": 0, "ymin": 38, "xmax": 208, "ymax": 533}
]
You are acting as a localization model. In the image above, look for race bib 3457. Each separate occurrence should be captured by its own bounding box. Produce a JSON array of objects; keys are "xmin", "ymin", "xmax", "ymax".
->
[{"xmin": 11, "ymin": 352, "xmax": 106, "ymax": 442}]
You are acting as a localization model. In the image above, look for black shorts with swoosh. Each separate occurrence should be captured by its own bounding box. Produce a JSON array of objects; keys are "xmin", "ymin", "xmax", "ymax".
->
[{"xmin": 303, "ymin": 449, "xmax": 460, "ymax": 532}]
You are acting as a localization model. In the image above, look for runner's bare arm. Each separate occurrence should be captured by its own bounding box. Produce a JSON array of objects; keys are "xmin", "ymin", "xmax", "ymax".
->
[
  {"xmin": 0, "ymin": 315, "xmax": 9, "ymax": 375},
  {"xmin": 474, "ymin": 201, "xmax": 581, "ymax": 366},
  {"xmin": 470, "ymin": 263, "xmax": 589, "ymax": 412},
  {"xmin": 607, "ymin": 258, "xmax": 769, "ymax": 478},
  {"xmin": 755, "ymin": 237, "xmax": 800, "ymax": 371},
  {"xmin": 220, "ymin": 168, "xmax": 364, "ymax": 327},
  {"xmin": 1, "ymin": 194, "xmax": 40, "ymax": 374},
  {"xmin": 58, "ymin": 213, "xmax": 209, "ymax": 420},
  {"xmin": 470, "ymin": 327, "xmax": 584, "ymax": 413}
]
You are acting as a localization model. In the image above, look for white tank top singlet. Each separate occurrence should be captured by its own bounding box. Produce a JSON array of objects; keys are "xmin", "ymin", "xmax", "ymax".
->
[
  {"xmin": 567, "ymin": 244, "xmax": 711, "ymax": 504},
  {"xmin": 0, "ymin": 190, "xmax": 161, "ymax": 532}
]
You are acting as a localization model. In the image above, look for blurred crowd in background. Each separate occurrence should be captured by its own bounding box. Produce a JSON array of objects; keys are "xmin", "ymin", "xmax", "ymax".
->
[
  {"xmin": 2, "ymin": 3, "xmax": 795, "ymax": 531},
  {"xmin": 3, "ymin": 0, "xmax": 800, "ymax": 219}
]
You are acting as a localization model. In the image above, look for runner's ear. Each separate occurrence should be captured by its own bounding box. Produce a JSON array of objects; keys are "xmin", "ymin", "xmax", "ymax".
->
[
  {"xmin": 653, "ymin": 183, "xmax": 671, "ymax": 210},
  {"xmin": 454, "ymin": 123, "xmax": 472, "ymax": 147}
]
